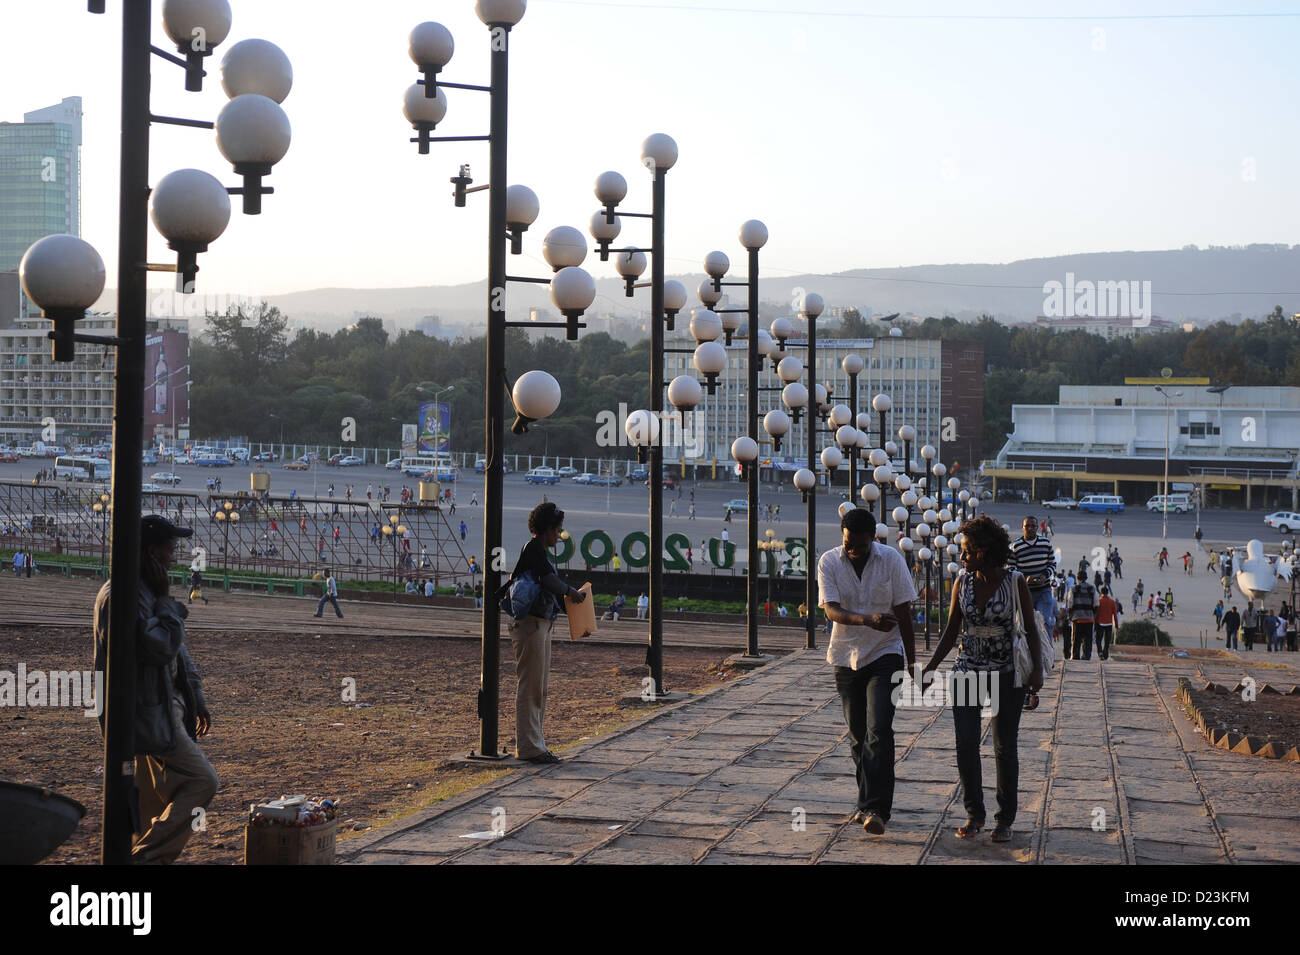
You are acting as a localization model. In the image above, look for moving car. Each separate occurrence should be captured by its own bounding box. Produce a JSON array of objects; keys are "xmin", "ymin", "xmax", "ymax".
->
[
  {"xmin": 630, "ymin": 467, "xmax": 649, "ymax": 482},
  {"xmin": 151, "ymin": 472, "xmax": 182, "ymax": 486},
  {"xmin": 557, "ymin": 466, "xmax": 578, "ymax": 477},
  {"xmin": 385, "ymin": 458, "xmax": 402, "ymax": 470},
  {"xmin": 1146, "ymin": 494, "xmax": 1192, "ymax": 514},
  {"xmin": 1042, "ymin": 497, "xmax": 1076, "ymax": 509},
  {"xmin": 283, "ymin": 459, "xmax": 309, "ymax": 470},
  {"xmin": 141, "ymin": 483, "xmax": 164, "ymax": 493},
  {"xmin": 1076, "ymin": 494, "xmax": 1124, "ymax": 514},
  {"xmin": 586, "ymin": 474, "xmax": 622, "ymax": 486},
  {"xmin": 724, "ymin": 498, "xmax": 748, "ymax": 513},
  {"xmin": 1265, "ymin": 511, "xmax": 1300, "ymax": 534},
  {"xmin": 572, "ymin": 473, "xmax": 595, "ymax": 484},
  {"xmin": 0, "ymin": 451, "xmax": 18, "ymax": 463},
  {"xmin": 194, "ymin": 454, "xmax": 233, "ymax": 467},
  {"xmin": 253, "ymin": 451, "xmax": 278, "ymax": 462},
  {"xmin": 337, "ymin": 455, "xmax": 364, "ymax": 467},
  {"xmin": 525, "ymin": 467, "xmax": 560, "ymax": 485},
  {"xmin": 327, "ymin": 453, "xmax": 346, "ymax": 466}
]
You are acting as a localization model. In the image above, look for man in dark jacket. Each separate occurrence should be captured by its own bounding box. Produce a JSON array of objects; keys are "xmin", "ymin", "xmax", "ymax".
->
[{"xmin": 93, "ymin": 515, "xmax": 216, "ymax": 864}]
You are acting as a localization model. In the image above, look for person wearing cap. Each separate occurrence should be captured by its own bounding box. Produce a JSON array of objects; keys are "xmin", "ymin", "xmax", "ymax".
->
[{"xmin": 92, "ymin": 515, "xmax": 216, "ymax": 864}]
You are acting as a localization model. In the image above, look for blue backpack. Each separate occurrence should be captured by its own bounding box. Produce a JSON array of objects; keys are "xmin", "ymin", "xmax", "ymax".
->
[{"xmin": 499, "ymin": 571, "xmax": 555, "ymax": 621}]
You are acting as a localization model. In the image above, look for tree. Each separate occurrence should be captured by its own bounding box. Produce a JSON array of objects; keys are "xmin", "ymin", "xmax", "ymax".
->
[{"xmin": 837, "ymin": 307, "xmax": 872, "ymax": 339}]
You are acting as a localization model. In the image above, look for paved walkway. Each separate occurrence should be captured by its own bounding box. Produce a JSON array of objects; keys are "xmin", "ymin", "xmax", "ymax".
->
[{"xmin": 341, "ymin": 649, "xmax": 1300, "ymax": 864}]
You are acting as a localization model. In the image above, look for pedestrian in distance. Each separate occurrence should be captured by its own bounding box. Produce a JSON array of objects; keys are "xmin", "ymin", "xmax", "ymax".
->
[
  {"xmin": 314, "ymin": 569, "xmax": 344, "ymax": 619},
  {"xmin": 459, "ymin": 520, "xmax": 468, "ymax": 542},
  {"xmin": 818, "ymin": 506, "xmax": 918, "ymax": 836},
  {"xmin": 1095, "ymin": 586, "xmax": 1121, "ymax": 661},
  {"xmin": 94, "ymin": 515, "xmax": 216, "ymax": 863},
  {"xmin": 1067, "ymin": 573, "xmax": 1097, "ymax": 660},
  {"xmin": 189, "ymin": 568, "xmax": 209, "ymax": 605},
  {"xmin": 1222, "ymin": 606, "xmax": 1240, "ymax": 649},
  {"xmin": 1213, "ymin": 600, "xmax": 1224, "ymax": 632},
  {"xmin": 1181, "ymin": 551, "xmax": 1192, "ymax": 575},
  {"xmin": 924, "ymin": 515, "xmax": 1042, "ymax": 844},
  {"xmin": 636, "ymin": 592, "xmax": 649, "ymax": 620}
]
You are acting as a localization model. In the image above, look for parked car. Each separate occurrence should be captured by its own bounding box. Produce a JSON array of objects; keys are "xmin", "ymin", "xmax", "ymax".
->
[
  {"xmin": 1076, "ymin": 494, "xmax": 1124, "ymax": 514},
  {"xmin": 0, "ymin": 451, "xmax": 18, "ymax": 463},
  {"xmin": 557, "ymin": 466, "xmax": 578, "ymax": 477},
  {"xmin": 253, "ymin": 451, "xmax": 278, "ymax": 462},
  {"xmin": 724, "ymin": 498, "xmax": 748, "ymax": 512},
  {"xmin": 474, "ymin": 458, "xmax": 487, "ymax": 473},
  {"xmin": 141, "ymin": 483, "xmax": 164, "ymax": 493},
  {"xmin": 283, "ymin": 459, "xmax": 309, "ymax": 470},
  {"xmin": 525, "ymin": 467, "xmax": 560, "ymax": 485},
  {"xmin": 630, "ymin": 467, "xmax": 649, "ymax": 482},
  {"xmin": 142, "ymin": 450, "xmax": 158, "ymax": 466},
  {"xmin": 326, "ymin": 453, "xmax": 346, "ymax": 466},
  {"xmin": 1265, "ymin": 511, "xmax": 1300, "ymax": 534},
  {"xmin": 1146, "ymin": 494, "xmax": 1192, "ymax": 514},
  {"xmin": 194, "ymin": 454, "xmax": 234, "ymax": 467},
  {"xmin": 572, "ymin": 472, "xmax": 595, "ymax": 484},
  {"xmin": 150, "ymin": 472, "xmax": 182, "ymax": 486},
  {"xmin": 1042, "ymin": 497, "xmax": 1076, "ymax": 509},
  {"xmin": 337, "ymin": 455, "xmax": 364, "ymax": 467},
  {"xmin": 586, "ymin": 474, "xmax": 622, "ymax": 486},
  {"xmin": 385, "ymin": 458, "xmax": 402, "ymax": 470}
]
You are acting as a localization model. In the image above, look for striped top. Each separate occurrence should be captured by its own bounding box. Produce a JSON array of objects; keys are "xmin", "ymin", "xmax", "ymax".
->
[{"xmin": 1008, "ymin": 536, "xmax": 1055, "ymax": 587}]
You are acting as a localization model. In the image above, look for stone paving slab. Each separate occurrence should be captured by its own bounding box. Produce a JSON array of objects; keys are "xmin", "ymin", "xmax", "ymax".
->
[{"xmin": 341, "ymin": 648, "xmax": 1299, "ymax": 865}]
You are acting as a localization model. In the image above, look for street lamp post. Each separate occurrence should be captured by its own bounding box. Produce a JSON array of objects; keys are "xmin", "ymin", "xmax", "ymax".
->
[
  {"xmin": 404, "ymin": 7, "xmax": 591, "ymax": 759},
  {"xmin": 799, "ymin": 293, "xmax": 824, "ymax": 650},
  {"xmin": 92, "ymin": 493, "xmax": 110, "ymax": 576},
  {"xmin": 382, "ymin": 515, "xmax": 406, "ymax": 601}
]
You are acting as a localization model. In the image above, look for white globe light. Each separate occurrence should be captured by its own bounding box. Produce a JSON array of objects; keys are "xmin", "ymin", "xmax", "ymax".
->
[
  {"xmin": 668, "ymin": 375, "xmax": 702, "ymax": 411},
  {"xmin": 884, "ymin": 440, "xmax": 898, "ymax": 456},
  {"xmin": 595, "ymin": 170, "xmax": 628, "ymax": 205},
  {"xmin": 874, "ymin": 465, "xmax": 894, "ymax": 484},
  {"xmin": 876, "ymin": 524, "xmax": 890, "ymax": 540},
  {"xmin": 959, "ymin": 490, "xmax": 971, "ymax": 502},
  {"xmin": 19, "ymin": 235, "xmax": 105, "ymax": 310},
  {"xmin": 409, "ymin": 21, "xmax": 455, "ymax": 71},
  {"xmin": 899, "ymin": 424, "xmax": 917, "ymax": 442},
  {"xmin": 895, "ymin": 474, "xmax": 913, "ymax": 492},
  {"xmin": 861, "ymin": 484, "xmax": 879, "ymax": 503},
  {"xmin": 616, "ymin": 249, "xmax": 647, "ymax": 279},
  {"xmin": 663, "ymin": 280, "xmax": 688, "ymax": 314},
  {"xmin": 828, "ymin": 404, "xmax": 852, "ymax": 427},
  {"xmin": 842, "ymin": 354, "xmax": 864, "ymax": 376},
  {"xmin": 921, "ymin": 444, "xmax": 936, "ymax": 460},
  {"xmin": 590, "ymin": 211, "xmax": 622, "ymax": 242},
  {"xmin": 755, "ymin": 329, "xmax": 775, "ymax": 357},
  {"xmin": 704, "ymin": 250, "xmax": 730, "ymax": 279},
  {"xmin": 625, "ymin": 409, "xmax": 660, "ymax": 447},
  {"xmin": 939, "ymin": 508, "xmax": 953, "ymax": 522},
  {"xmin": 934, "ymin": 535, "xmax": 947, "ymax": 548},
  {"xmin": 542, "ymin": 225, "xmax": 587, "ymax": 270},
  {"xmin": 476, "ymin": 0, "xmax": 527, "ymax": 27},
  {"xmin": 793, "ymin": 468, "xmax": 816, "ymax": 492},
  {"xmin": 782, "ymin": 382, "xmax": 809, "ymax": 410},
  {"xmin": 770, "ymin": 317, "xmax": 793, "ymax": 342},
  {"xmin": 892, "ymin": 506, "xmax": 910, "ymax": 524},
  {"xmin": 900, "ymin": 537, "xmax": 914, "ymax": 552},
  {"xmin": 868, "ymin": 448, "xmax": 888, "ymax": 467},
  {"xmin": 764, "ymin": 410, "xmax": 791, "ymax": 437},
  {"xmin": 932, "ymin": 462, "xmax": 948, "ymax": 478},
  {"xmin": 739, "ymin": 219, "xmax": 769, "ymax": 250},
  {"xmin": 918, "ymin": 547, "xmax": 932, "ymax": 561},
  {"xmin": 901, "ymin": 490, "xmax": 918, "ymax": 508},
  {"xmin": 890, "ymin": 326, "xmax": 903, "ymax": 338},
  {"xmin": 216, "ymin": 94, "xmax": 291, "ymax": 166},
  {"xmin": 835, "ymin": 425, "xmax": 857, "ymax": 448},
  {"xmin": 698, "ymin": 279, "xmax": 723, "ymax": 308},
  {"xmin": 149, "ymin": 168, "xmax": 231, "ymax": 244},
  {"xmin": 777, "ymin": 355, "xmax": 803, "ymax": 383},
  {"xmin": 511, "ymin": 369, "xmax": 560, "ymax": 421},
  {"xmin": 923, "ymin": 508, "xmax": 938, "ymax": 524},
  {"xmin": 949, "ymin": 477, "xmax": 961, "ymax": 490},
  {"xmin": 800, "ymin": 292, "xmax": 824, "ymax": 319},
  {"xmin": 162, "ymin": 0, "xmax": 232, "ymax": 49},
  {"xmin": 855, "ymin": 431, "xmax": 869, "ymax": 449},
  {"xmin": 917, "ymin": 523, "xmax": 931, "ymax": 537},
  {"xmin": 690, "ymin": 308, "xmax": 722, "ymax": 343},
  {"xmin": 549, "ymin": 266, "xmax": 596, "ymax": 313},
  {"xmin": 839, "ymin": 502, "xmax": 856, "ymax": 519},
  {"xmin": 641, "ymin": 132, "xmax": 678, "ymax": 172},
  {"xmin": 221, "ymin": 39, "xmax": 293, "ymax": 103},
  {"xmin": 694, "ymin": 341, "xmax": 727, "ymax": 375},
  {"xmin": 821, "ymin": 447, "xmax": 843, "ymax": 470},
  {"xmin": 947, "ymin": 562, "xmax": 959, "ymax": 574},
  {"xmin": 813, "ymin": 384, "xmax": 828, "ymax": 408},
  {"xmin": 505, "ymin": 184, "xmax": 540, "ymax": 228},
  {"xmin": 731, "ymin": 435, "xmax": 759, "ymax": 463},
  {"xmin": 856, "ymin": 412, "xmax": 872, "ymax": 431},
  {"xmin": 872, "ymin": 393, "xmax": 892, "ymax": 413}
]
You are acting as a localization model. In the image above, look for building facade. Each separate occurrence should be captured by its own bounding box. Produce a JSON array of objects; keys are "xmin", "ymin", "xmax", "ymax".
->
[
  {"xmin": 0, "ymin": 97, "xmax": 82, "ymax": 278},
  {"xmin": 987, "ymin": 383, "xmax": 1300, "ymax": 510}
]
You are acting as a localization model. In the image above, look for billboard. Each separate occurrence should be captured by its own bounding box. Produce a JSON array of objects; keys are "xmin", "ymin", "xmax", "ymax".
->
[
  {"xmin": 401, "ymin": 423, "xmax": 417, "ymax": 457},
  {"xmin": 418, "ymin": 401, "xmax": 450, "ymax": 453},
  {"xmin": 144, "ymin": 328, "xmax": 190, "ymax": 440}
]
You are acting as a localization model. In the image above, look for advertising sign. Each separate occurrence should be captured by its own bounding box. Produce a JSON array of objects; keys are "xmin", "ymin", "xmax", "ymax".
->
[
  {"xmin": 401, "ymin": 423, "xmax": 417, "ymax": 457},
  {"xmin": 418, "ymin": 401, "xmax": 451, "ymax": 453},
  {"xmin": 144, "ymin": 328, "xmax": 190, "ymax": 439}
]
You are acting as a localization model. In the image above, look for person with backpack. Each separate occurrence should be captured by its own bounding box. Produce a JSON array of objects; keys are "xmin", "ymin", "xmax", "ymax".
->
[
  {"xmin": 1067, "ymin": 573, "xmax": 1098, "ymax": 660},
  {"xmin": 503, "ymin": 502, "xmax": 586, "ymax": 764}
]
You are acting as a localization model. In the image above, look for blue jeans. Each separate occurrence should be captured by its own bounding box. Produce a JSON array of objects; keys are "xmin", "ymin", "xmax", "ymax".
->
[
  {"xmin": 315, "ymin": 594, "xmax": 343, "ymax": 618},
  {"xmin": 953, "ymin": 669, "xmax": 1026, "ymax": 825},
  {"xmin": 834, "ymin": 653, "xmax": 902, "ymax": 820},
  {"xmin": 1030, "ymin": 587, "xmax": 1055, "ymax": 644}
]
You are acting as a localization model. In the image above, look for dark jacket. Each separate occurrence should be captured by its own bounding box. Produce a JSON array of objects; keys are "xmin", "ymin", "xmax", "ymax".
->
[{"xmin": 93, "ymin": 580, "xmax": 204, "ymax": 756}]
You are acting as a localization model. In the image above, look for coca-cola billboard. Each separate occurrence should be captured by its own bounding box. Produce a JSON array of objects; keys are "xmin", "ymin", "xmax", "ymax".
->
[{"xmin": 145, "ymin": 328, "xmax": 190, "ymax": 440}]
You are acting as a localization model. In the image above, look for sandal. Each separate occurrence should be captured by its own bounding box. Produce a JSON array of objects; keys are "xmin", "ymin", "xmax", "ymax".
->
[
  {"xmin": 525, "ymin": 750, "xmax": 562, "ymax": 764},
  {"xmin": 956, "ymin": 820, "xmax": 984, "ymax": 838},
  {"xmin": 991, "ymin": 824, "xmax": 1013, "ymax": 842}
]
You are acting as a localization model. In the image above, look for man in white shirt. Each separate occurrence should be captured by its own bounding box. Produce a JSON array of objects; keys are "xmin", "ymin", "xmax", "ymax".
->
[{"xmin": 817, "ymin": 507, "xmax": 917, "ymax": 835}]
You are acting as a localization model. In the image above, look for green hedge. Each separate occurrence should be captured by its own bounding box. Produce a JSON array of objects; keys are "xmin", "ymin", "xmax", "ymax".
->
[{"xmin": 1115, "ymin": 620, "xmax": 1172, "ymax": 647}]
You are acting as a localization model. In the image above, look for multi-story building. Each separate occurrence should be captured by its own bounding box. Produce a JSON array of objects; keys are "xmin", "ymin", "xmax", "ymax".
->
[
  {"xmin": 0, "ymin": 314, "xmax": 190, "ymax": 446},
  {"xmin": 0, "ymin": 98, "xmax": 83, "ymax": 289},
  {"xmin": 986, "ymin": 382, "xmax": 1300, "ymax": 510},
  {"xmin": 662, "ymin": 327, "xmax": 984, "ymax": 480}
]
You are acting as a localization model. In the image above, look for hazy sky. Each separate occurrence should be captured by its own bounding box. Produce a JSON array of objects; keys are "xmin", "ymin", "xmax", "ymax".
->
[{"xmin": 4, "ymin": 0, "xmax": 1298, "ymax": 300}]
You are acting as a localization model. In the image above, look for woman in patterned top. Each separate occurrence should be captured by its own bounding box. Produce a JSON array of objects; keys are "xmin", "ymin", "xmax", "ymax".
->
[{"xmin": 923, "ymin": 515, "xmax": 1043, "ymax": 843}]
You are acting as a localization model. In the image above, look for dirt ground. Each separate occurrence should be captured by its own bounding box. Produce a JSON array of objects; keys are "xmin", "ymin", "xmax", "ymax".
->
[
  {"xmin": 1185, "ymin": 686, "xmax": 1300, "ymax": 749},
  {"xmin": 1, "ymin": 626, "xmax": 742, "ymax": 864}
]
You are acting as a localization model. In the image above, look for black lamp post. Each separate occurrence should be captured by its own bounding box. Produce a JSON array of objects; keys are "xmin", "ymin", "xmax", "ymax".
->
[
  {"xmin": 403, "ymin": 6, "xmax": 594, "ymax": 760},
  {"xmin": 93, "ymin": 493, "xmax": 110, "ymax": 576}
]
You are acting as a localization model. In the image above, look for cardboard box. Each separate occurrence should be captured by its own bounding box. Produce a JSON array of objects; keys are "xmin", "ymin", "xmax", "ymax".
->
[{"xmin": 245, "ymin": 818, "xmax": 336, "ymax": 865}]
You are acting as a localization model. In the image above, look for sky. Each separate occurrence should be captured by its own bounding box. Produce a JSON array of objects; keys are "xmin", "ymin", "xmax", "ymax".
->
[{"xmin": 3, "ymin": 0, "xmax": 1299, "ymax": 301}]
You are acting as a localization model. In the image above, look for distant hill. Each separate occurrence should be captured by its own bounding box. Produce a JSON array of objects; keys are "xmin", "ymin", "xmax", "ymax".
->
[{"xmin": 99, "ymin": 245, "xmax": 1300, "ymax": 335}]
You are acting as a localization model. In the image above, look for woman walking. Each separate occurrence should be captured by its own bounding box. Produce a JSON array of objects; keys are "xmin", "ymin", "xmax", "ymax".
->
[{"xmin": 923, "ymin": 515, "xmax": 1044, "ymax": 844}]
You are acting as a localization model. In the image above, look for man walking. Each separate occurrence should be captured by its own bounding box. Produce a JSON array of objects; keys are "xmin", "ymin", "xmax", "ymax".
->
[
  {"xmin": 459, "ymin": 520, "xmax": 468, "ymax": 542},
  {"xmin": 1223, "ymin": 605, "xmax": 1240, "ymax": 650},
  {"xmin": 1067, "ymin": 573, "xmax": 1098, "ymax": 660},
  {"xmin": 818, "ymin": 508, "xmax": 917, "ymax": 836},
  {"xmin": 1095, "ymin": 586, "xmax": 1120, "ymax": 661},
  {"xmin": 1008, "ymin": 515, "xmax": 1057, "ymax": 661},
  {"xmin": 636, "ymin": 592, "xmax": 649, "ymax": 620},
  {"xmin": 314, "ymin": 569, "xmax": 343, "ymax": 619},
  {"xmin": 1242, "ymin": 603, "xmax": 1259, "ymax": 651}
]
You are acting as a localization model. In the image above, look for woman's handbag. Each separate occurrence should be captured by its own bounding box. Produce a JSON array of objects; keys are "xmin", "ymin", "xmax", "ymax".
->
[{"xmin": 1012, "ymin": 571, "xmax": 1054, "ymax": 687}]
